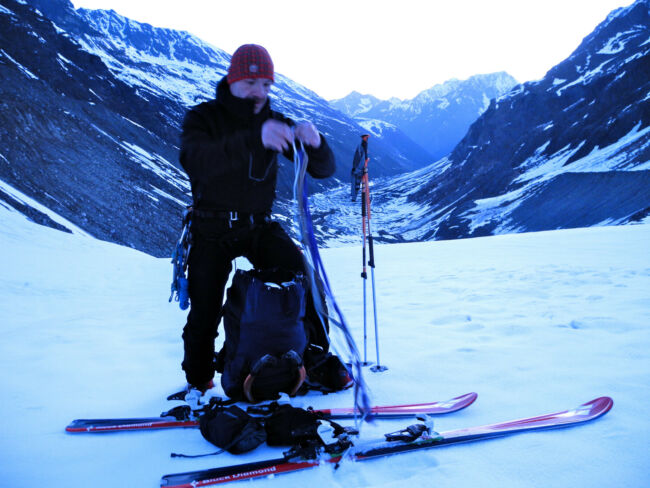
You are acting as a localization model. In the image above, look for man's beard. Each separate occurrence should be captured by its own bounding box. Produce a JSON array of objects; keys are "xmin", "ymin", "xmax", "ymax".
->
[{"xmin": 251, "ymin": 97, "xmax": 266, "ymax": 113}]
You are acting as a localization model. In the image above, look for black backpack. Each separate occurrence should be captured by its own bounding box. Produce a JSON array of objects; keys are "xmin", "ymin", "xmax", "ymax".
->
[
  {"xmin": 199, "ymin": 405, "xmax": 266, "ymax": 454},
  {"xmin": 216, "ymin": 268, "xmax": 308, "ymax": 402}
]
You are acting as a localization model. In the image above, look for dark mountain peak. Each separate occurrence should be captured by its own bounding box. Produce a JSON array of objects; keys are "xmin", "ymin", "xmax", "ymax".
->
[
  {"xmin": 592, "ymin": 0, "xmax": 648, "ymax": 37},
  {"xmin": 543, "ymin": 0, "xmax": 648, "ymax": 82}
]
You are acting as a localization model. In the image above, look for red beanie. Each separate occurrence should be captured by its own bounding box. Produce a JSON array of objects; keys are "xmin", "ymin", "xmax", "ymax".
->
[{"xmin": 227, "ymin": 44, "xmax": 274, "ymax": 84}]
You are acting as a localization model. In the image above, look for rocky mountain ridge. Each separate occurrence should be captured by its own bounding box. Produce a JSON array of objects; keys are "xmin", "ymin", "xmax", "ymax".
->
[
  {"xmin": 1, "ymin": 0, "xmax": 647, "ymax": 257},
  {"xmin": 0, "ymin": 0, "xmax": 431, "ymax": 256},
  {"xmin": 313, "ymin": 0, "xmax": 649, "ymax": 243}
]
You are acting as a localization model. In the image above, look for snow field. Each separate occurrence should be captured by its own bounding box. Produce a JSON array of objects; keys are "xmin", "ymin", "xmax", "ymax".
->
[{"xmin": 0, "ymin": 206, "xmax": 648, "ymax": 487}]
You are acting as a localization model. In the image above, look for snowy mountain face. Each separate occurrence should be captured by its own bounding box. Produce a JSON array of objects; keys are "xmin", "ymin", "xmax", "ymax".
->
[
  {"xmin": 0, "ymin": 0, "xmax": 429, "ymax": 257},
  {"xmin": 28, "ymin": 0, "xmax": 427, "ymax": 178},
  {"xmin": 330, "ymin": 90, "xmax": 383, "ymax": 118},
  {"xmin": 2, "ymin": 0, "xmax": 648, "ymax": 256},
  {"xmin": 314, "ymin": 0, "xmax": 649, "ymax": 244},
  {"xmin": 330, "ymin": 73, "xmax": 519, "ymax": 161},
  {"xmin": 422, "ymin": 0, "xmax": 650, "ymax": 240},
  {"xmin": 0, "ymin": 0, "xmax": 188, "ymax": 257}
]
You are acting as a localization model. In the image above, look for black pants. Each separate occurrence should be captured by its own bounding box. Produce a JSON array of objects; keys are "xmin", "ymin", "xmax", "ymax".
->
[{"xmin": 182, "ymin": 218, "xmax": 327, "ymax": 387}]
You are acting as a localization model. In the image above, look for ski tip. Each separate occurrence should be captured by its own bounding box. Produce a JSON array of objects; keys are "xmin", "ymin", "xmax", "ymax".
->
[
  {"xmin": 583, "ymin": 396, "xmax": 614, "ymax": 417},
  {"xmin": 65, "ymin": 420, "xmax": 85, "ymax": 433},
  {"xmin": 447, "ymin": 392, "xmax": 478, "ymax": 411},
  {"xmin": 461, "ymin": 392, "xmax": 478, "ymax": 404}
]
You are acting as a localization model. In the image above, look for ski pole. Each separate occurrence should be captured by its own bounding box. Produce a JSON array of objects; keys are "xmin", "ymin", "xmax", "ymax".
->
[
  {"xmin": 364, "ymin": 185, "xmax": 383, "ymax": 372},
  {"xmin": 361, "ymin": 168, "xmax": 369, "ymax": 365},
  {"xmin": 358, "ymin": 136, "xmax": 386, "ymax": 372}
]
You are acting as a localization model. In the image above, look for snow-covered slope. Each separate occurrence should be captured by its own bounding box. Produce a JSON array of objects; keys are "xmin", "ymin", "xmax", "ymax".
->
[
  {"xmin": 0, "ymin": 0, "xmax": 192, "ymax": 257},
  {"xmin": 0, "ymin": 0, "xmax": 429, "ymax": 258},
  {"xmin": 1, "ymin": 201, "xmax": 648, "ymax": 487},
  {"xmin": 331, "ymin": 72, "xmax": 519, "ymax": 160},
  {"xmin": 320, "ymin": 0, "xmax": 649, "ymax": 244}
]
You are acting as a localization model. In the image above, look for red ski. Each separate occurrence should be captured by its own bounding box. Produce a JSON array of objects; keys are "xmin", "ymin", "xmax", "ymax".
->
[
  {"xmin": 65, "ymin": 392, "xmax": 477, "ymax": 433},
  {"xmin": 319, "ymin": 391, "xmax": 477, "ymax": 419},
  {"xmin": 160, "ymin": 396, "xmax": 613, "ymax": 487}
]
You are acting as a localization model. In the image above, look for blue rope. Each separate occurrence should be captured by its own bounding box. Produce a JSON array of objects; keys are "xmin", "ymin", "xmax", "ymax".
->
[{"xmin": 292, "ymin": 142, "xmax": 372, "ymax": 422}]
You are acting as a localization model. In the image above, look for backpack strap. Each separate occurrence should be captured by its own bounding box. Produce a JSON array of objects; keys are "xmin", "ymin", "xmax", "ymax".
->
[{"xmin": 285, "ymin": 350, "xmax": 307, "ymax": 397}]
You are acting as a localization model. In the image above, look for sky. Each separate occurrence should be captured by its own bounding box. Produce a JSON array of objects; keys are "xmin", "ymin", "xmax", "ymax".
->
[{"xmin": 69, "ymin": 0, "xmax": 635, "ymax": 100}]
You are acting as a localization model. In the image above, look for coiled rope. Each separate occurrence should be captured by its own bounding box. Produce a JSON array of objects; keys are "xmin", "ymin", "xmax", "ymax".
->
[{"xmin": 292, "ymin": 141, "xmax": 372, "ymax": 422}]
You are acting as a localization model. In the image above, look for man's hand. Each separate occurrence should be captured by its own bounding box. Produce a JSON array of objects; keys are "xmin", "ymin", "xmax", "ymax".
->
[
  {"xmin": 261, "ymin": 120, "xmax": 293, "ymax": 152},
  {"xmin": 294, "ymin": 121, "xmax": 321, "ymax": 148}
]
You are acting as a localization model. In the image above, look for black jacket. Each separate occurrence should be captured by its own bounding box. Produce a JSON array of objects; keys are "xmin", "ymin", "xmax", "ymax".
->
[{"xmin": 180, "ymin": 77, "xmax": 336, "ymax": 213}]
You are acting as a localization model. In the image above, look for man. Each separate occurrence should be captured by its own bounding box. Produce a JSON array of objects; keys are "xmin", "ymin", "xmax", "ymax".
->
[
  {"xmin": 351, "ymin": 134, "xmax": 369, "ymax": 202},
  {"xmin": 179, "ymin": 44, "xmax": 336, "ymax": 393}
]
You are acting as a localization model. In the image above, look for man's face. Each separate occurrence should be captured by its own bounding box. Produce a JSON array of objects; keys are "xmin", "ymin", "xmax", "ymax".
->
[{"xmin": 229, "ymin": 78, "xmax": 273, "ymax": 114}]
